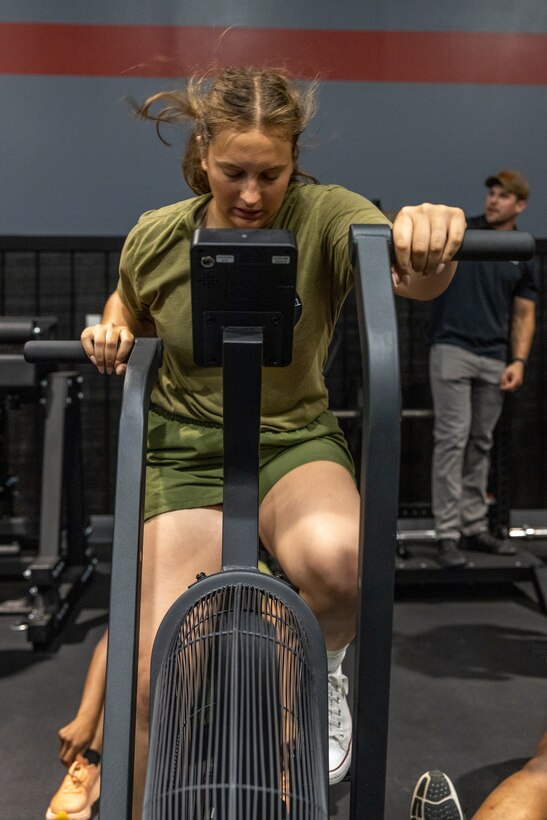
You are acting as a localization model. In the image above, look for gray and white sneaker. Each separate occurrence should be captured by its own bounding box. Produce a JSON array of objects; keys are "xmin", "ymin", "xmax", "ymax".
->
[{"xmin": 327, "ymin": 665, "xmax": 352, "ymax": 785}]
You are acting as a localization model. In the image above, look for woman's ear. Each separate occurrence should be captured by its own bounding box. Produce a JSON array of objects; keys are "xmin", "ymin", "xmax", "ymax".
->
[{"xmin": 197, "ymin": 135, "xmax": 208, "ymax": 173}]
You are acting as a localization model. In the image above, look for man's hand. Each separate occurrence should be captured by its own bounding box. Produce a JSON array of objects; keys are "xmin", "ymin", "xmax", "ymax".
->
[{"xmin": 500, "ymin": 360, "xmax": 525, "ymax": 392}]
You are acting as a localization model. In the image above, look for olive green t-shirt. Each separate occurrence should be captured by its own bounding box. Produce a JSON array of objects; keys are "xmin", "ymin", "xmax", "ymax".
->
[{"xmin": 118, "ymin": 182, "xmax": 388, "ymax": 431}]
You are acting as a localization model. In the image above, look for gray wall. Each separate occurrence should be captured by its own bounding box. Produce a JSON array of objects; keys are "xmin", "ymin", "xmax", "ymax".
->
[{"xmin": 1, "ymin": 1, "xmax": 546, "ymax": 236}]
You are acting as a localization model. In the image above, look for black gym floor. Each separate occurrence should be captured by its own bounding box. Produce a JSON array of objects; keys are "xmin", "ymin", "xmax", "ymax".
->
[{"xmin": 2, "ymin": 542, "xmax": 547, "ymax": 820}]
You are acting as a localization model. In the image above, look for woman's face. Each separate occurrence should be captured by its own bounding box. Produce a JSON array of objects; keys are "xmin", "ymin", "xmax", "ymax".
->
[{"xmin": 201, "ymin": 128, "xmax": 294, "ymax": 230}]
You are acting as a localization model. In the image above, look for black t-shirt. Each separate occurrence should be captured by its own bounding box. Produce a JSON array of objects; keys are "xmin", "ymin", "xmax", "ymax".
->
[{"xmin": 428, "ymin": 215, "xmax": 538, "ymax": 361}]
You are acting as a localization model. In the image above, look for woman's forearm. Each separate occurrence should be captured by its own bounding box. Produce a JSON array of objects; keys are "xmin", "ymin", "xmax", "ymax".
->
[{"xmin": 101, "ymin": 290, "xmax": 156, "ymax": 336}]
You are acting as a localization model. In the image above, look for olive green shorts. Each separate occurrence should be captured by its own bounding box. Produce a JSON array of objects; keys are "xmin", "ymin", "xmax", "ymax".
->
[{"xmin": 144, "ymin": 406, "xmax": 355, "ymax": 521}]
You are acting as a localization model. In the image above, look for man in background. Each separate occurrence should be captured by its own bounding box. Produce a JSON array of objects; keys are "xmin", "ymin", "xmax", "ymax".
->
[{"xmin": 429, "ymin": 170, "xmax": 538, "ymax": 568}]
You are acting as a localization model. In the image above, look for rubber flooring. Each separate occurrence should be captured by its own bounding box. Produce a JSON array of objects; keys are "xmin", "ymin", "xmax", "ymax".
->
[{"xmin": 1, "ymin": 554, "xmax": 546, "ymax": 819}]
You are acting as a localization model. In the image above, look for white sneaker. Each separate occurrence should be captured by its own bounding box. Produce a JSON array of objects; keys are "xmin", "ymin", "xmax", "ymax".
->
[{"xmin": 328, "ymin": 665, "xmax": 352, "ymax": 784}]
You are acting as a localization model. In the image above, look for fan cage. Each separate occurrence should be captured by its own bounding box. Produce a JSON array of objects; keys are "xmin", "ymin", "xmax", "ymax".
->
[{"xmin": 144, "ymin": 583, "xmax": 328, "ymax": 820}]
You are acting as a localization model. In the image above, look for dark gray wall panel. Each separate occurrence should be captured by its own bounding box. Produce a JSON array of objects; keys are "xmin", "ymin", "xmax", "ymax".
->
[
  {"xmin": 1, "ymin": 76, "xmax": 545, "ymax": 235},
  {"xmin": 2, "ymin": 1, "xmax": 547, "ymax": 32}
]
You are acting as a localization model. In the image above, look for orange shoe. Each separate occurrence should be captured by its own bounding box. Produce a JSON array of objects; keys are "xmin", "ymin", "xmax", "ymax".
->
[{"xmin": 45, "ymin": 757, "xmax": 100, "ymax": 820}]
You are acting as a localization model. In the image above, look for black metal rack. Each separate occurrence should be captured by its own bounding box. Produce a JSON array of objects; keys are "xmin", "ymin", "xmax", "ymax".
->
[{"xmin": 1, "ymin": 317, "xmax": 94, "ymax": 647}]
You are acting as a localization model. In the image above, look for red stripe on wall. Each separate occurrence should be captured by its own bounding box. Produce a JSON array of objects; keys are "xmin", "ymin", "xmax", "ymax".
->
[{"xmin": 1, "ymin": 23, "xmax": 546, "ymax": 84}]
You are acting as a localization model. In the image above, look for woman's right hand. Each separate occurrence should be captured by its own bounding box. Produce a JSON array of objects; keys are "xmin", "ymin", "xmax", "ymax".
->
[{"xmin": 80, "ymin": 322, "xmax": 134, "ymax": 376}]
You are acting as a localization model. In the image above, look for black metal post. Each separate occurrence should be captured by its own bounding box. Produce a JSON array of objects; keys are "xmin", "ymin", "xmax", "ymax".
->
[
  {"xmin": 37, "ymin": 371, "xmax": 74, "ymax": 557},
  {"xmin": 221, "ymin": 327, "xmax": 263, "ymax": 570},
  {"xmin": 62, "ymin": 373, "xmax": 88, "ymax": 565},
  {"xmin": 99, "ymin": 338, "xmax": 163, "ymax": 820},
  {"xmin": 349, "ymin": 225, "xmax": 401, "ymax": 820}
]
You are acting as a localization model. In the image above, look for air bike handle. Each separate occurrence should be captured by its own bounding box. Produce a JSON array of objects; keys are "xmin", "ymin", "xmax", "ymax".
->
[
  {"xmin": 387, "ymin": 228, "xmax": 534, "ymax": 264},
  {"xmin": 23, "ymin": 339, "xmax": 163, "ymax": 381},
  {"xmin": 24, "ymin": 340, "xmax": 90, "ymax": 363},
  {"xmin": 23, "ymin": 338, "xmax": 167, "ymax": 369},
  {"xmin": 452, "ymin": 229, "xmax": 535, "ymax": 261}
]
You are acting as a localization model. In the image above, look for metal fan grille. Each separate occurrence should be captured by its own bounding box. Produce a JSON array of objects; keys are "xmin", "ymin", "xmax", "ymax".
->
[{"xmin": 144, "ymin": 583, "xmax": 328, "ymax": 820}]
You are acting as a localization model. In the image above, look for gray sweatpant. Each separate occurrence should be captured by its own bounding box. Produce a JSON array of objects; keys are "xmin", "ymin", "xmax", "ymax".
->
[{"xmin": 429, "ymin": 343, "xmax": 505, "ymax": 541}]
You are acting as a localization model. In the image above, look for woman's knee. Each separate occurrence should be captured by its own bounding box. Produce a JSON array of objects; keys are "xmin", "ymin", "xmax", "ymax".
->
[{"xmin": 299, "ymin": 527, "xmax": 359, "ymax": 603}]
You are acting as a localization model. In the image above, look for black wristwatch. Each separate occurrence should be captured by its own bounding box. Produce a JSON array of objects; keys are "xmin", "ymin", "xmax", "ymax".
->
[{"xmin": 512, "ymin": 357, "xmax": 527, "ymax": 367}]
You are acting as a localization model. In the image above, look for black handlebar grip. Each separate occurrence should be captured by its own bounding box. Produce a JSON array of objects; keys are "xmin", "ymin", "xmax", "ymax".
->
[
  {"xmin": 0, "ymin": 320, "xmax": 39, "ymax": 343},
  {"xmin": 454, "ymin": 229, "xmax": 535, "ymax": 261},
  {"xmin": 24, "ymin": 340, "xmax": 89, "ymax": 364}
]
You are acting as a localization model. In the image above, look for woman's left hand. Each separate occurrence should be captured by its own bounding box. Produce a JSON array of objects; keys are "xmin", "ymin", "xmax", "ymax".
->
[{"xmin": 391, "ymin": 203, "xmax": 466, "ymax": 289}]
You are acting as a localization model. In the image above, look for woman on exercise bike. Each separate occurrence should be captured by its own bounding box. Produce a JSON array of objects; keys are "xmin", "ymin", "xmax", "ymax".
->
[{"xmin": 81, "ymin": 66, "xmax": 466, "ymax": 818}]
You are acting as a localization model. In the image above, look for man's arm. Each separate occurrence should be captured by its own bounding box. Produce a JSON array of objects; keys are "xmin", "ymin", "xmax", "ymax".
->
[{"xmin": 500, "ymin": 295, "xmax": 536, "ymax": 392}]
